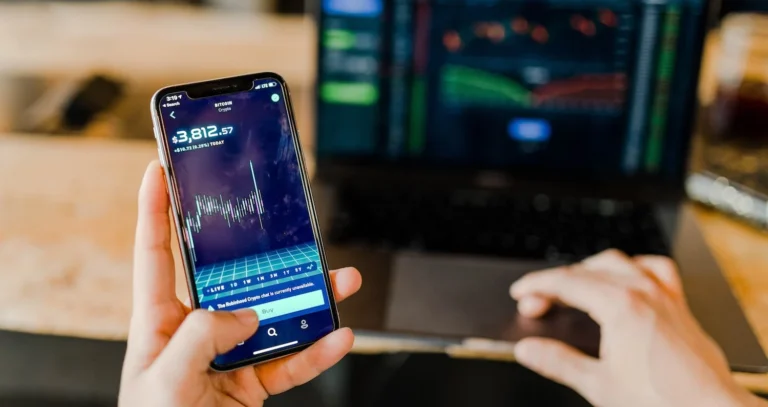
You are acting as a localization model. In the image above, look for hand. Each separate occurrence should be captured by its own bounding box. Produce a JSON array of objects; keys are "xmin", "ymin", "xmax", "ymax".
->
[
  {"xmin": 509, "ymin": 250, "xmax": 764, "ymax": 407},
  {"xmin": 119, "ymin": 161, "xmax": 363, "ymax": 407}
]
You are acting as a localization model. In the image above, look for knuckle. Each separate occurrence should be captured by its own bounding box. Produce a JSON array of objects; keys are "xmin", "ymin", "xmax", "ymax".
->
[
  {"xmin": 616, "ymin": 288, "xmax": 648, "ymax": 314},
  {"xmin": 642, "ymin": 279, "xmax": 664, "ymax": 301},
  {"xmin": 597, "ymin": 248, "xmax": 627, "ymax": 262},
  {"xmin": 601, "ymin": 248, "xmax": 625, "ymax": 258},
  {"xmin": 186, "ymin": 309, "xmax": 216, "ymax": 332},
  {"xmin": 645, "ymin": 255, "xmax": 677, "ymax": 272},
  {"xmin": 584, "ymin": 249, "xmax": 631, "ymax": 269}
]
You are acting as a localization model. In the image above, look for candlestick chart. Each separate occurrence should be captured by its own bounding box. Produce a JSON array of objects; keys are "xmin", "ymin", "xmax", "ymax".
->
[{"xmin": 183, "ymin": 160, "xmax": 267, "ymax": 263}]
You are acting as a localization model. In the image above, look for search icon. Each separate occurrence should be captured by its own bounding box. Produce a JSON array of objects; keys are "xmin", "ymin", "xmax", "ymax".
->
[{"xmin": 267, "ymin": 328, "xmax": 277, "ymax": 337}]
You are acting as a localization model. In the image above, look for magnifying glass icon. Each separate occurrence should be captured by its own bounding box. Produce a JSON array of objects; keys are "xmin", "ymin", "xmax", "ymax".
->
[{"xmin": 267, "ymin": 328, "xmax": 277, "ymax": 337}]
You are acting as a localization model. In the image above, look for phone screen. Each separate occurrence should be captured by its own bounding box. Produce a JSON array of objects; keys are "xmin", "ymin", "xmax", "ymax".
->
[{"xmin": 154, "ymin": 76, "xmax": 337, "ymax": 369}]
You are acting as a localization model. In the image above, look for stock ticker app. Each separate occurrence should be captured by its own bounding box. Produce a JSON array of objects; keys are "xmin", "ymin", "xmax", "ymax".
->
[{"xmin": 158, "ymin": 79, "xmax": 334, "ymax": 365}]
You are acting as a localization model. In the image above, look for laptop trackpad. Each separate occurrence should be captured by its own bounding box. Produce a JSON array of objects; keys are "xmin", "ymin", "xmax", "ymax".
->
[{"xmin": 384, "ymin": 253, "xmax": 600, "ymax": 356}]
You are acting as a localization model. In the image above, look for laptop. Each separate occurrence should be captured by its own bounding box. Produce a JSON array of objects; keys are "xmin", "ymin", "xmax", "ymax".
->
[{"xmin": 312, "ymin": 0, "xmax": 768, "ymax": 372}]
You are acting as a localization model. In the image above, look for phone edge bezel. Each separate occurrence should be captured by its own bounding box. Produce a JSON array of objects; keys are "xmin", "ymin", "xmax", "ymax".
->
[{"xmin": 149, "ymin": 71, "xmax": 342, "ymax": 372}]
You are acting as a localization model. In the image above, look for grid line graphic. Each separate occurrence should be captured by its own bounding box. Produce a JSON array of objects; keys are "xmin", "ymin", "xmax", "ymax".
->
[{"xmin": 195, "ymin": 242, "xmax": 322, "ymax": 302}]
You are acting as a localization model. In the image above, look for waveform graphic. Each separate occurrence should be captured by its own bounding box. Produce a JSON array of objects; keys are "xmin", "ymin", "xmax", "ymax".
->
[
  {"xmin": 443, "ymin": 9, "xmax": 618, "ymax": 51},
  {"xmin": 186, "ymin": 191, "xmax": 264, "ymax": 232},
  {"xmin": 441, "ymin": 65, "xmax": 626, "ymax": 111},
  {"xmin": 186, "ymin": 160, "xmax": 265, "ymax": 233},
  {"xmin": 184, "ymin": 161, "xmax": 266, "ymax": 262}
]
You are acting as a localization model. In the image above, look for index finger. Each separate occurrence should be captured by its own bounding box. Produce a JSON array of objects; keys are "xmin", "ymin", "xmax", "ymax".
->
[
  {"xmin": 133, "ymin": 160, "xmax": 177, "ymax": 314},
  {"xmin": 633, "ymin": 255, "xmax": 684, "ymax": 298},
  {"xmin": 510, "ymin": 267, "xmax": 625, "ymax": 323},
  {"xmin": 329, "ymin": 267, "xmax": 362, "ymax": 303}
]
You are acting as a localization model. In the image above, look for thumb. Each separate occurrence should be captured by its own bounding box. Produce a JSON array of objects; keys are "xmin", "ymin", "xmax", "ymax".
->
[
  {"xmin": 514, "ymin": 337, "xmax": 601, "ymax": 402},
  {"xmin": 154, "ymin": 308, "xmax": 259, "ymax": 373}
]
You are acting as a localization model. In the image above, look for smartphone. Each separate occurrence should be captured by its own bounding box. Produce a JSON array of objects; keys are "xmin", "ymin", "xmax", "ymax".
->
[{"xmin": 150, "ymin": 72, "xmax": 339, "ymax": 371}]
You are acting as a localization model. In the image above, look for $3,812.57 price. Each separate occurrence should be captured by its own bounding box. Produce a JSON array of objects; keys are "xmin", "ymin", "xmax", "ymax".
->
[{"xmin": 172, "ymin": 125, "xmax": 233, "ymax": 144}]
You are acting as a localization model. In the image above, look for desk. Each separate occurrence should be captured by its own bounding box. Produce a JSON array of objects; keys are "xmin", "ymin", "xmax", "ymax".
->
[
  {"xmin": 696, "ymin": 209, "xmax": 768, "ymax": 391},
  {"xmin": 0, "ymin": 3, "xmax": 315, "ymax": 86}
]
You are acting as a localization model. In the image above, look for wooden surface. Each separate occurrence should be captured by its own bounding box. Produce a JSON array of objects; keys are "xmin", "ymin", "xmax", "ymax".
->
[
  {"xmin": 0, "ymin": 3, "xmax": 315, "ymax": 86},
  {"xmin": 0, "ymin": 3, "xmax": 316, "ymax": 135},
  {"xmin": 1, "ymin": 1, "xmax": 768, "ymax": 392},
  {"xmin": 695, "ymin": 207, "xmax": 768, "ymax": 391}
]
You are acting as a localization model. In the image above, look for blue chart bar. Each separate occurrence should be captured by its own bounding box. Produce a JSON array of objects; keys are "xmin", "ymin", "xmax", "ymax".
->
[{"xmin": 201, "ymin": 262, "xmax": 318, "ymax": 296}]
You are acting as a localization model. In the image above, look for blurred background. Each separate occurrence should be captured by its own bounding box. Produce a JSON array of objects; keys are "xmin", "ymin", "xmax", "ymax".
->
[
  {"xmin": 2, "ymin": 0, "xmax": 768, "ymax": 220},
  {"xmin": 688, "ymin": 2, "xmax": 768, "ymax": 229},
  {"xmin": 2, "ymin": 0, "xmax": 768, "ymax": 406},
  {"xmin": 0, "ymin": 0, "xmax": 313, "ymax": 141}
]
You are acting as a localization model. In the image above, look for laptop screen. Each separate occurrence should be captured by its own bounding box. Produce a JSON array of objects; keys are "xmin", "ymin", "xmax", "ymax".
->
[{"xmin": 316, "ymin": 0, "xmax": 711, "ymax": 184}]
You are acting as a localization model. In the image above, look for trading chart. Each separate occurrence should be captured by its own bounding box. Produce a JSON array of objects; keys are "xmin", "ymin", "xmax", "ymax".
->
[
  {"xmin": 441, "ymin": 65, "xmax": 627, "ymax": 112},
  {"xmin": 317, "ymin": 0, "xmax": 699, "ymax": 176},
  {"xmin": 440, "ymin": 8, "xmax": 625, "ymax": 60},
  {"xmin": 420, "ymin": 2, "xmax": 636, "ymax": 167},
  {"xmin": 433, "ymin": 5, "xmax": 633, "ymax": 113},
  {"xmin": 183, "ymin": 160, "xmax": 267, "ymax": 263},
  {"xmin": 161, "ymin": 80, "xmax": 333, "ymax": 330},
  {"xmin": 185, "ymin": 160, "xmax": 266, "ymax": 233}
]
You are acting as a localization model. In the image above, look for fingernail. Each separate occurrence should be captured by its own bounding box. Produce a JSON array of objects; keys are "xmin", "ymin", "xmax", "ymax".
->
[
  {"xmin": 509, "ymin": 281, "xmax": 525, "ymax": 298},
  {"xmin": 233, "ymin": 308, "xmax": 259, "ymax": 325},
  {"xmin": 518, "ymin": 297, "xmax": 538, "ymax": 315},
  {"xmin": 514, "ymin": 340, "xmax": 537, "ymax": 364}
]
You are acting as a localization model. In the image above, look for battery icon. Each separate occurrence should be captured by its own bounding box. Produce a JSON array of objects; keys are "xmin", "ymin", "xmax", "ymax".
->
[{"xmin": 268, "ymin": 82, "xmax": 276, "ymax": 87}]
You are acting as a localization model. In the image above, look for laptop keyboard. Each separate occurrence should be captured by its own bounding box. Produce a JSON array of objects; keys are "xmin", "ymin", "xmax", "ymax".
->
[{"xmin": 327, "ymin": 186, "xmax": 670, "ymax": 262}]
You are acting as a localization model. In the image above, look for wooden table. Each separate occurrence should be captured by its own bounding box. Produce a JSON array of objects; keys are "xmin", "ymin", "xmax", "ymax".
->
[
  {"xmin": 0, "ymin": 3, "xmax": 315, "ymax": 86},
  {"xmin": 694, "ymin": 209, "xmax": 768, "ymax": 391}
]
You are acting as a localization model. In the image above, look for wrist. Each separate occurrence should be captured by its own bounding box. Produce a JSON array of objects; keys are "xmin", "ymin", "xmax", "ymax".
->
[
  {"xmin": 690, "ymin": 380, "xmax": 765, "ymax": 407},
  {"xmin": 721, "ymin": 384, "xmax": 766, "ymax": 407},
  {"xmin": 740, "ymin": 392, "xmax": 768, "ymax": 407}
]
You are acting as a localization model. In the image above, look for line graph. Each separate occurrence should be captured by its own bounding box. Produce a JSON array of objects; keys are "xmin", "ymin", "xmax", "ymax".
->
[
  {"xmin": 441, "ymin": 64, "xmax": 626, "ymax": 112},
  {"xmin": 532, "ymin": 72, "xmax": 627, "ymax": 106},
  {"xmin": 186, "ymin": 160, "xmax": 266, "ymax": 233},
  {"xmin": 184, "ymin": 160, "xmax": 266, "ymax": 262}
]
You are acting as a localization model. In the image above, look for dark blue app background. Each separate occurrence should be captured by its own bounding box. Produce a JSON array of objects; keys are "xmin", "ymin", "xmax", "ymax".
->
[{"xmin": 158, "ymin": 79, "xmax": 334, "ymax": 367}]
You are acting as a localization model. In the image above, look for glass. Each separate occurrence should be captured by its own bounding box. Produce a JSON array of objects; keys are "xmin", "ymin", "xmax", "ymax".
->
[
  {"xmin": 705, "ymin": 13, "xmax": 768, "ymax": 146},
  {"xmin": 698, "ymin": 13, "xmax": 768, "ymax": 193}
]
